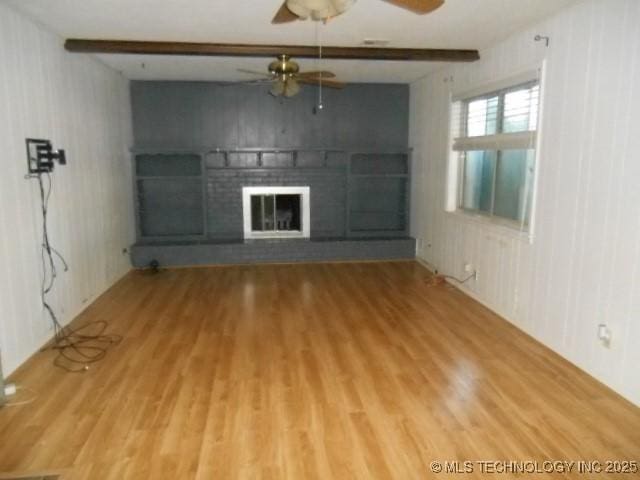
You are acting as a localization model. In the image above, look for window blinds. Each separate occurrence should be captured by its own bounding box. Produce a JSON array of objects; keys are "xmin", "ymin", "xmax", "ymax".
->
[{"xmin": 453, "ymin": 82, "xmax": 539, "ymax": 152}]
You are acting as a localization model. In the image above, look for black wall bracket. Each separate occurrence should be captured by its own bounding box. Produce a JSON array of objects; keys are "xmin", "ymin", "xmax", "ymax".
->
[{"xmin": 26, "ymin": 138, "xmax": 67, "ymax": 174}]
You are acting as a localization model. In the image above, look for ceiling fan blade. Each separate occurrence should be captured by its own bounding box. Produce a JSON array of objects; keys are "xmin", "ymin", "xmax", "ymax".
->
[
  {"xmin": 218, "ymin": 79, "xmax": 276, "ymax": 87},
  {"xmin": 296, "ymin": 70, "xmax": 336, "ymax": 79},
  {"xmin": 382, "ymin": 0, "xmax": 444, "ymax": 14},
  {"xmin": 298, "ymin": 78, "xmax": 346, "ymax": 89},
  {"xmin": 237, "ymin": 68, "xmax": 273, "ymax": 78},
  {"xmin": 272, "ymin": 2, "xmax": 300, "ymax": 23}
]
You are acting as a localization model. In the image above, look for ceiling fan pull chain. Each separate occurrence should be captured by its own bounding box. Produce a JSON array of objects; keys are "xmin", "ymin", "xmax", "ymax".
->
[{"xmin": 318, "ymin": 23, "xmax": 324, "ymax": 109}]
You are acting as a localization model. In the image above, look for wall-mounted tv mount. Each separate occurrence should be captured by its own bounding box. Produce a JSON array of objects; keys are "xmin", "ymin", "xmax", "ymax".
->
[{"xmin": 26, "ymin": 138, "xmax": 66, "ymax": 174}]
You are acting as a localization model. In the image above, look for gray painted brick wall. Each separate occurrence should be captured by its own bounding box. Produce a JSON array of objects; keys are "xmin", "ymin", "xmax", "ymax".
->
[
  {"xmin": 206, "ymin": 167, "xmax": 347, "ymax": 239},
  {"xmin": 130, "ymin": 81, "xmax": 415, "ymax": 266}
]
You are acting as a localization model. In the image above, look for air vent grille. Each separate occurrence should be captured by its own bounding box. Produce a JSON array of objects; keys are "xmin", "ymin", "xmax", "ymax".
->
[{"xmin": 362, "ymin": 39, "xmax": 390, "ymax": 47}]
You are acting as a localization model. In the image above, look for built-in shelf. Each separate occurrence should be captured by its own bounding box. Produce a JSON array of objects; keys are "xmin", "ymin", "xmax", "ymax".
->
[
  {"xmin": 135, "ymin": 153, "xmax": 205, "ymax": 239},
  {"xmin": 347, "ymin": 152, "xmax": 409, "ymax": 237},
  {"xmin": 133, "ymin": 147, "xmax": 410, "ymax": 242}
]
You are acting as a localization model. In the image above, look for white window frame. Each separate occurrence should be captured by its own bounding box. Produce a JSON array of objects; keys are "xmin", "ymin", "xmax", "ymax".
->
[
  {"xmin": 242, "ymin": 186, "xmax": 310, "ymax": 240},
  {"xmin": 446, "ymin": 65, "xmax": 545, "ymax": 238}
]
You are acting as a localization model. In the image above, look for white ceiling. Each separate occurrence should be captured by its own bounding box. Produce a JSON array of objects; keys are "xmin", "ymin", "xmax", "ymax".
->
[{"xmin": 6, "ymin": 0, "xmax": 576, "ymax": 83}]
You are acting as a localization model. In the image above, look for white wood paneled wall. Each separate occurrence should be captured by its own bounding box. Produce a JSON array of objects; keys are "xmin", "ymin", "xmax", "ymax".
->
[
  {"xmin": 0, "ymin": 4, "xmax": 134, "ymax": 375},
  {"xmin": 410, "ymin": 0, "xmax": 640, "ymax": 406}
]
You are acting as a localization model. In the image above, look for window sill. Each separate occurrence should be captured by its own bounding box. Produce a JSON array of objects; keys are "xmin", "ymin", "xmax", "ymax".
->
[{"xmin": 445, "ymin": 210, "xmax": 534, "ymax": 244}]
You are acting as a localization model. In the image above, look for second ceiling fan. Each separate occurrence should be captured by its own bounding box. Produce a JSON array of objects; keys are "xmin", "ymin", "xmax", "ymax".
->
[
  {"xmin": 273, "ymin": 0, "xmax": 444, "ymax": 23},
  {"xmin": 239, "ymin": 54, "xmax": 345, "ymax": 98}
]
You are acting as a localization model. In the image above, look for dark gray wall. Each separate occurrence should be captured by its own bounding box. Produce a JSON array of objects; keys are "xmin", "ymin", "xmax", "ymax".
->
[
  {"xmin": 131, "ymin": 81, "xmax": 409, "ymax": 150},
  {"xmin": 131, "ymin": 81, "xmax": 411, "ymax": 243}
]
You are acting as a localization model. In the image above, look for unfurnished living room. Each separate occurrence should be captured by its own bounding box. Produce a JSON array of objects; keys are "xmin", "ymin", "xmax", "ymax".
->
[{"xmin": 0, "ymin": 0, "xmax": 639, "ymax": 479}]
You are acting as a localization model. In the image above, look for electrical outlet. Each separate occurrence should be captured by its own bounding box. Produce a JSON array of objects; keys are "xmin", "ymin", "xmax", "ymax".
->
[
  {"xmin": 598, "ymin": 324, "xmax": 612, "ymax": 348},
  {"xmin": 464, "ymin": 263, "xmax": 474, "ymax": 273},
  {"xmin": 3, "ymin": 383, "xmax": 16, "ymax": 396}
]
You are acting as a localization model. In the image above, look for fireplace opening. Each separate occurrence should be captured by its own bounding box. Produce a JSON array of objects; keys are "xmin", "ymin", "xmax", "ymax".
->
[
  {"xmin": 250, "ymin": 194, "xmax": 301, "ymax": 232},
  {"xmin": 243, "ymin": 186, "xmax": 310, "ymax": 239}
]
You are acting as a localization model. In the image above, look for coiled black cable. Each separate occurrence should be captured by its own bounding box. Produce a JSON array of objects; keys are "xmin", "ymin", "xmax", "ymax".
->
[{"xmin": 36, "ymin": 172, "xmax": 121, "ymax": 372}]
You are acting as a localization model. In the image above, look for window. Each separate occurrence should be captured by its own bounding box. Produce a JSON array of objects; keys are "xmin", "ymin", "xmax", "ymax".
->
[{"xmin": 452, "ymin": 80, "xmax": 539, "ymax": 228}]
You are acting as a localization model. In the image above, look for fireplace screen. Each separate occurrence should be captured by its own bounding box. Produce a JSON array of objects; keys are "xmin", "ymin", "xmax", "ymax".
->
[
  {"xmin": 251, "ymin": 194, "xmax": 301, "ymax": 232},
  {"xmin": 242, "ymin": 186, "xmax": 310, "ymax": 239}
]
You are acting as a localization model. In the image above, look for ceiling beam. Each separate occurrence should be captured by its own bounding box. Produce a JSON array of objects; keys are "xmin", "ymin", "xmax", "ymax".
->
[{"xmin": 64, "ymin": 39, "xmax": 479, "ymax": 62}]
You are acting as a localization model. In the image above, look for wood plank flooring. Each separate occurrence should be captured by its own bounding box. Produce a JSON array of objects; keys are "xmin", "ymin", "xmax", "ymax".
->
[{"xmin": 0, "ymin": 262, "xmax": 639, "ymax": 479}]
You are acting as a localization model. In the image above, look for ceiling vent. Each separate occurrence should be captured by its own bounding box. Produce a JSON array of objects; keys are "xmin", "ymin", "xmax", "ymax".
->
[{"xmin": 362, "ymin": 39, "xmax": 390, "ymax": 47}]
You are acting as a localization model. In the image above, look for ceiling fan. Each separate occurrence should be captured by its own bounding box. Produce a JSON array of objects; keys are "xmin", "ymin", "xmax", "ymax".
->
[
  {"xmin": 238, "ymin": 54, "xmax": 345, "ymax": 97},
  {"xmin": 272, "ymin": 0, "xmax": 444, "ymax": 23}
]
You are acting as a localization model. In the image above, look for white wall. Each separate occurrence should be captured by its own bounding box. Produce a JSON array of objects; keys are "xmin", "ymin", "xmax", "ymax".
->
[
  {"xmin": 410, "ymin": 0, "xmax": 640, "ymax": 406},
  {"xmin": 0, "ymin": 4, "xmax": 134, "ymax": 376}
]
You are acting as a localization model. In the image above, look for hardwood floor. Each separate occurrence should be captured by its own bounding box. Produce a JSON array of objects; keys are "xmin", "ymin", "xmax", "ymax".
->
[{"xmin": 0, "ymin": 262, "xmax": 638, "ymax": 479}]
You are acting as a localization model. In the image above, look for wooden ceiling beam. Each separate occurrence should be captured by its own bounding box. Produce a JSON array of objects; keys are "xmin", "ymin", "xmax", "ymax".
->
[{"xmin": 64, "ymin": 39, "xmax": 479, "ymax": 62}]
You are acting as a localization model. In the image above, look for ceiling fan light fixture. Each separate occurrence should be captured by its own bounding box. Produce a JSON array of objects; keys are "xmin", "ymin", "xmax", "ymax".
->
[
  {"xmin": 286, "ymin": 0, "xmax": 356, "ymax": 21},
  {"xmin": 270, "ymin": 80, "xmax": 286, "ymax": 97},
  {"xmin": 284, "ymin": 78, "xmax": 301, "ymax": 97}
]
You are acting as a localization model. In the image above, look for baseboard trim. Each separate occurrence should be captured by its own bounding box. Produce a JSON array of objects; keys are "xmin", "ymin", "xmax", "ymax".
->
[
  {"xmin": 413, "ymin": 256, "xmax": 639, "ymax": 408},
  {"xmin": 415, "ymin": 255, "xmax": 511, "ymax": 317},
  {"xmin": 414, "ymin": 256, "xmax": 435, "ymax": 273}
]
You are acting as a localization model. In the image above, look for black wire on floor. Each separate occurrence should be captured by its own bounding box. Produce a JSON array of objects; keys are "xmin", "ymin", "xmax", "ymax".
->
[
  {"xmin": 438, "ymin": 272, "xmax": 476, "ymax": 284},
  {"xmin": 426, "ymin": 270, "xmax": 476, "ymax": 288},
  {"xmin": 35, "ymin": 172, "xmax": 121, "ymax": 373}
]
